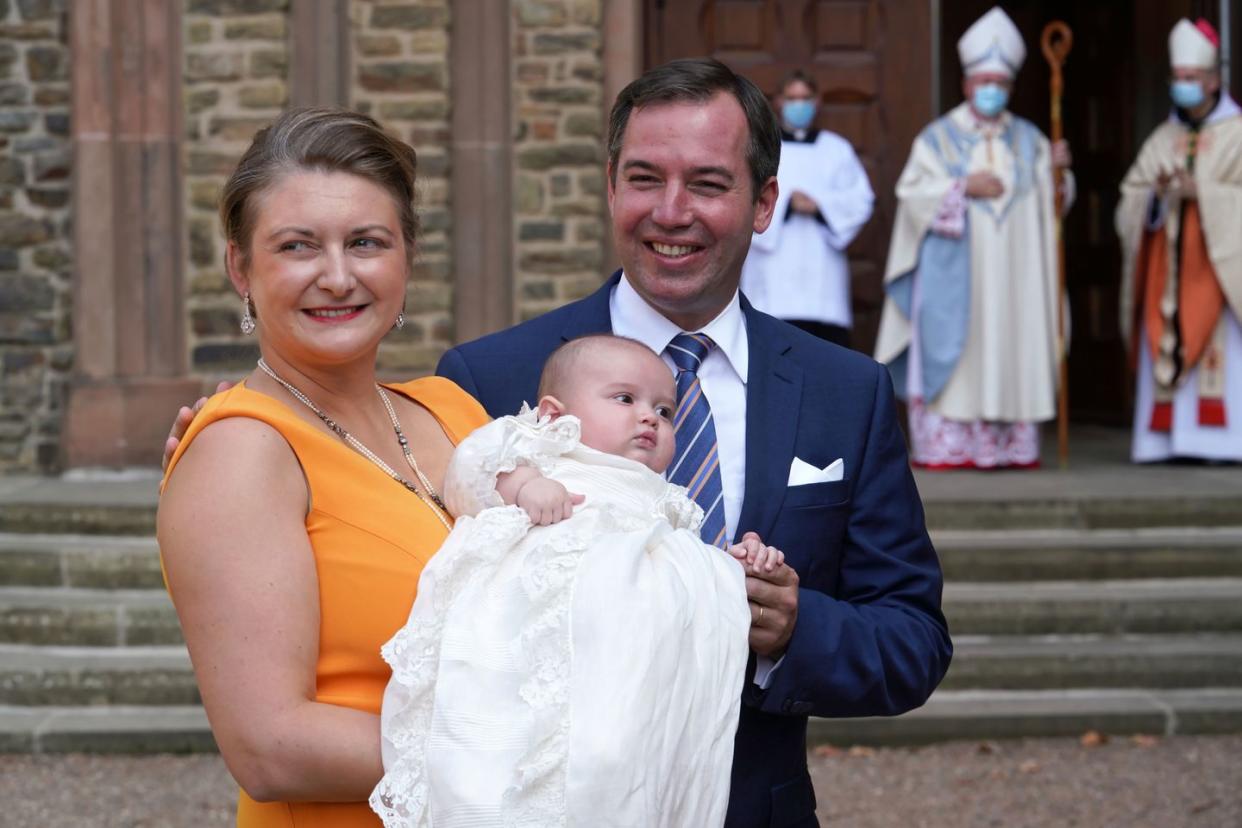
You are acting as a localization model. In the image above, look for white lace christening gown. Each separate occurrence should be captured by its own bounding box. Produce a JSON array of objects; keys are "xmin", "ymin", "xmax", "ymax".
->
[{"xmin": 369, "ymin": 411, "xmax": 751, "ymax": 828}]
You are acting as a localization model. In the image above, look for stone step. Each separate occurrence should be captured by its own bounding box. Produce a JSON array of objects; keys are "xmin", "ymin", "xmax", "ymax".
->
[
  {"xmin": 0, "ymin": 704, "xmax": 214, "ymax": 754},
  {"xmin": 4, "ymin": 577, "xmax": 1241, "ymax": 646},
  {"xmin": 923, "ymin": 496, "xmax": 1242, "ymax": 531},
  {"xmin": 0, "ymin": 474, "xmax": 159, "ymax": 537},
  {"xmin": 3, "ymin": 526, "xmax": 1240, "ymax": 592},
  {"xmin": 0, "ymin": 643, "xmax": 197, "ymax": 706},
  {"xmin": 8, "ymin": 497, "xmax": 1237, "ymax": 535},
  {"xmin": 6, "ymin": 688, "xmax": 1241, "ymax": 753},
  {"xmin": 935, "ymin": 527, "xmax": 1242, "ymax": 582},
  {"xmin": 808, "ymin": 687, "xmax": 1242, "ymax": 747},
  {"xmin": 0, "ymin": 502, "xmax": 156, "ymax": 537},
  {"xmin": 0, "ymin": 586, "xmax": 180, "ymax": 646},
  {"xmin": 0, "ymin": 533, "xmax": 163, "ymax": 589},
  {"xmin": 943, "ymin": 634, "xmax": 1242, "ymax": 690},
  {"xmin": 1, "ymin": 479, "xmax": 1239, "ymax": 536},
  {"xmin": 6, "ymin": 633, "xmax": 1235, "ymax": 710},
  {"xmin": 944, "ymin": 578, "xmax": 1242, "ymax": 636}
]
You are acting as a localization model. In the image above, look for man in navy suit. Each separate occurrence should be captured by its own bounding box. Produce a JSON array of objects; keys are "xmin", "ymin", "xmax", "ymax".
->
[{"xmin": 438, "ymin": 58, "xmax": 951, "ymax": 828}]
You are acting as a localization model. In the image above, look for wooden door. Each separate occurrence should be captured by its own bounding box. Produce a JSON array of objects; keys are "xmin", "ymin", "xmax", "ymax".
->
[{"xmin": 644, "ymin": 0, "xmax": 934, "ymax": 352}]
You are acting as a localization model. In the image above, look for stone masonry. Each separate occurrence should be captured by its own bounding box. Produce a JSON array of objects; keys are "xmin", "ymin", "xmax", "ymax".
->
[
  {"xmin": 512, "ymin": 0, "xmax": 608, "ymax": 321},
  {"xmin": 0, "ymin": 0, "xmax": 616, "ymax": 470},
  {"xmin": 351, "ymin": 0, "xmax": 453, "ymax": 377},
  {"xmin": 0, "ymin": 0, "xmax": 72, "ymax": 472},
  {"xmin": 182, "ymin": 0, "xmax": 291, "ymax": 383}
]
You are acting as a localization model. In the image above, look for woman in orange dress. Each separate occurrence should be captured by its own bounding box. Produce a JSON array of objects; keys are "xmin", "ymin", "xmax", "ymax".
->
[{"xmin": 159, "ymin": 108, "xmax": 487, "ymax": 827}]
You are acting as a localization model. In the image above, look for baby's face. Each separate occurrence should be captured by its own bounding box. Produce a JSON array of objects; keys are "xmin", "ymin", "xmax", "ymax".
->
[{"xmin": 558, "ymin": 345, "xmax": 677, "ymax": 473}]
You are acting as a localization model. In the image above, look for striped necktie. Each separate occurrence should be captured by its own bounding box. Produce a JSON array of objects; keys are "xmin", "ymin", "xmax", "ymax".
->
[{"xmin": 666, "ymin": 333, "xmax": 727, "ymax": 547}]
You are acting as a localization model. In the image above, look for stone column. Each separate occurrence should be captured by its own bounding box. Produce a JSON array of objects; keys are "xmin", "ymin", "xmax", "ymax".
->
[
  {"xmin": 64, "ymin": 0, "xmax": 200, "ymax": 468},
  {"xmin": 452, "ymin": 0, "xmax": 513, "ymax": 340},
  {"xmin": 290, "ymin": 0, "xmax": 350, "ymax": 108}
]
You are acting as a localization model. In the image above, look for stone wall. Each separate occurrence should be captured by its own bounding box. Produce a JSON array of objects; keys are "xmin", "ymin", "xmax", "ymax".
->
[
  {"xmin": 0, "ymin": 0, "xmax": 72, "ymax": 471},
  {"xmin": 350, "ymin": 0, "xmax": 453, "ymax": 377},
  {"xmin": 181, "ymin": 0, "xmax": 455, "ymax": 382},
  {"xmin": 512, "ymin": 0, "xmax": 609, "ymax": 321},
  {"xmin": 0, "ymin": 0, "xmax": 616, "ymax": 471},
  {"xmin": 182, "ymin": 0, "xmax": 291, "ymax": 383}
]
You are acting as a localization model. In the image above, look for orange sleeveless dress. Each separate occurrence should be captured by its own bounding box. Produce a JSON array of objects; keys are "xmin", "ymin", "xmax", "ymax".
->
[{"xmin": 161, "ymin": 377, "xmax": 490, "ymax": 827}]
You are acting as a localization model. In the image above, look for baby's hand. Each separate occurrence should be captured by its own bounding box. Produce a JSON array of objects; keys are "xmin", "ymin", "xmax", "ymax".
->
[
  {"xmin": 727, "ymin": 534, "xmax": 785, "ymax": 574},
  {"xmin": 516, "ymin": 477, "xmax": 584, "ymax": 526}
]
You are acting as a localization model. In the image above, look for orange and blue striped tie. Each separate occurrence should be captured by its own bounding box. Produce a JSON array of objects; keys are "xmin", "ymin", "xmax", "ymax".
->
[{"xmin": 666, "ymin": 333, "xmax": 727, "ymax": 547}]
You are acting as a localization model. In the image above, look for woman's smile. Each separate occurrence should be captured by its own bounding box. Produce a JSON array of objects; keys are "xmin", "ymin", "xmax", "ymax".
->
[{"xmin": 304, "ymin": 305, "xmax": 367, "ymax": 322}]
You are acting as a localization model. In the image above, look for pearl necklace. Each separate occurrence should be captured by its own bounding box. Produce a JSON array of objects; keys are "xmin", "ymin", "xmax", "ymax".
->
[{"xmin": 255, "ymin": 359, "xmax": 452, "ymax": 532}]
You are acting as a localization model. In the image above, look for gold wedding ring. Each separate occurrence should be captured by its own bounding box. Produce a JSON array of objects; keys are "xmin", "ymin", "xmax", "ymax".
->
[{"xmin": 757, "ymin": 606, "xmax": 765, "ymax": 624}]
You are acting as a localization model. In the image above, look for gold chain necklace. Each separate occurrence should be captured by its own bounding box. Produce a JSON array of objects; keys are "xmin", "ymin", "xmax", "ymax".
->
[{"xmin": 256, "ymin": 359, "xmax": 452, "ymax": 532}]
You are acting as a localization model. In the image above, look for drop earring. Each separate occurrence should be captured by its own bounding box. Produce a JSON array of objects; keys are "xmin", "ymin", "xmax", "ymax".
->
[
  {"xmin": 240, "ymin": 292, "xmax": 256, "ymax": 335},
  {"xmin": 395, "ymin": 312, "xmax": 406, "ymax": 330}
]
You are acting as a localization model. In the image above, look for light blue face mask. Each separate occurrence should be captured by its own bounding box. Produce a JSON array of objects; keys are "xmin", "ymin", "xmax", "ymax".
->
[
  {"xmin": 1171, "ymin": 80, "xmax": 1206, "ymax": 109},
  {"xmin": 782, "ymin": 99, "xmax": 816, "ymax": 131},
  {"xmin": 972, "ymin": 83, "xmax": 1009, "ymax": 118}
]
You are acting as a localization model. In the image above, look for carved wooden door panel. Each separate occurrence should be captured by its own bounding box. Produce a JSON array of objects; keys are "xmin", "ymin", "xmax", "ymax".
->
[{"xmin": 645, "ymin": 0, "xmax": 934, "ymax": 351}]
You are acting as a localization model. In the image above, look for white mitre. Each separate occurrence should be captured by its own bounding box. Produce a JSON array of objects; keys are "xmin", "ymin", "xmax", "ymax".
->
[
  {"xmin": 957, "ymin": 6, "xmax": 1026, "ymax": 79},
  {"xmin": 1169, "ymin": 18, "xmax": 1218, "ymax": 69}
]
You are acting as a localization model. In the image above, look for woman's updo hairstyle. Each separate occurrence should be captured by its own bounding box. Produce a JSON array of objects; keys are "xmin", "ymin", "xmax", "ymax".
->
[{"xmin": 219, "ymin": 107, "xmax": 419, "ymax": 265}]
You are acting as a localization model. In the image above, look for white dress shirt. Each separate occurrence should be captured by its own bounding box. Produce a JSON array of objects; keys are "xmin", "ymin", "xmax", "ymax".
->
[
  {"xmin": 610, "ymin": 274, "xmax": 784, "ymax": 687},
  {"xmin": 609, "ymin": 274, "xmax": 748, "ymax": 542}
]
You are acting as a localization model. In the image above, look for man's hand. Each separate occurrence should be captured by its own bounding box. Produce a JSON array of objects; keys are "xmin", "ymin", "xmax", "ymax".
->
[
  {"xmin": 964, "ymin": 171, "xmax": 1004, "ymax": 199},
  {"xmin": 1156, "ymin": 169, "xmax": 1196, "ymax": 199},
  {"xmin": 788, "ymin": 191, "xmax": 819, "ymax": 216},
  {"xmin": 1051, "ymin": 139, "xmax": 1072, "ymax": 169},
  {"xmin": 729, "ymin": 531, "xmax": 798, "ymax": 657},
  {"xmin": 1175, "ymin": 170, "xmax": 1197, "ymax": 199},
  {"xmin": 161, "ymin": 381, "xmax": 233, "ymax": 471},
  {"xmin": 514, "ymin": 476, "xmax": 584, "ymax": 526}
]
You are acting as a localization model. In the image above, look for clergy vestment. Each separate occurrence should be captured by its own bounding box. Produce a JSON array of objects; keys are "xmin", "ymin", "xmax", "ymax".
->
[
  {"xmin": 1116, "ymin": 93, "xmax": 1242, "ymax": 462},
  {"xmin": 875, "ymin": 102, "xmax": 1063, "ymax": 468},
  {"xmin": 741, "ymin": 128, "xmax": 874, "ymax": 343}
]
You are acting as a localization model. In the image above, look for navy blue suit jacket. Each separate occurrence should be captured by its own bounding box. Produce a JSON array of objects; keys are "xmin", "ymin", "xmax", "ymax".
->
[{"xmin": 437, "ymin": 273, "xmax": 951, "ymax": 828}]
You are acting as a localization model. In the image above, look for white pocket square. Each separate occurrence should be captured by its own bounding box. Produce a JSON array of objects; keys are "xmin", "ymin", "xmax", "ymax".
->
[{"xmin": 787, "ymin": 457, "xmax": 844, "ymax": 486}]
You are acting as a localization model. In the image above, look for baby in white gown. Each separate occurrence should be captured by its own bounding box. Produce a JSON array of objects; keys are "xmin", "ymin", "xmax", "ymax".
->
[{"xmin": 370, "ymin": 336, "xmax": 785, "ymax": 828}]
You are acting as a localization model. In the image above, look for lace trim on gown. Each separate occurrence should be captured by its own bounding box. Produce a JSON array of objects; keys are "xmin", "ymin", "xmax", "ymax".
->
[{"xmin": 370, "ymin": 410, "xmax": 710, "ymax": 827}]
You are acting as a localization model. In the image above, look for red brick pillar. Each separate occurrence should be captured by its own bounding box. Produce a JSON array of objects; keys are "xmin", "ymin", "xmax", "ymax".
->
[{"xmin": 64, "ymin": 0, "xmax": 200, "ymax": 468}]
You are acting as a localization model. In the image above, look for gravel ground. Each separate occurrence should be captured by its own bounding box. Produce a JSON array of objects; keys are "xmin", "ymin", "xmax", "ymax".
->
[
  {"xmin": 0, "ymin": 735, "xmax": 1237, "ymax": 827},
  {"xmin": 809, "ymin": 735, "xmax": 1242, "ymax": 827}
]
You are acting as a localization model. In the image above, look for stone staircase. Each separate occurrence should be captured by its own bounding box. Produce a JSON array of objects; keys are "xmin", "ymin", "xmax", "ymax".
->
[
  {"xmin": 2, "ymin": 466, "xmax": 1242, "ymax": 753},
  {"xmin": 812, "ymin": 491, "xmax": 1242, "ymax": 746},
  {"xmin": 0, "ymin": 479, "xmax": 213, "ymax": 753}
]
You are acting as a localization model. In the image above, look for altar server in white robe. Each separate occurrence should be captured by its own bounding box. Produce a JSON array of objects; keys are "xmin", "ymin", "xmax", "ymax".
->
[
  {"xmin": 875, "ymin": 6, "xmax": 1074, "ymax": 469},
  {"xmin": 742, "ymin": 70, "xmax": 874, "ymax": 348},
  {"xmin": 1116, "ymin": 18, "xmax": 1242, "ymax": 464}
]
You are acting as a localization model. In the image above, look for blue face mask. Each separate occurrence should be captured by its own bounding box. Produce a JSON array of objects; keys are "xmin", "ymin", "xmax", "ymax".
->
[
  {"xmin": 781, "ymin": 99, "xmax": 816, "ymax": 131},
  {"xmin": 1171, "ymin": 80, "xmax": 1206, "ymax": 109},
  {"xmin": 971, "ymin": 83, "xmax": 1009, "ymax": 118}
]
